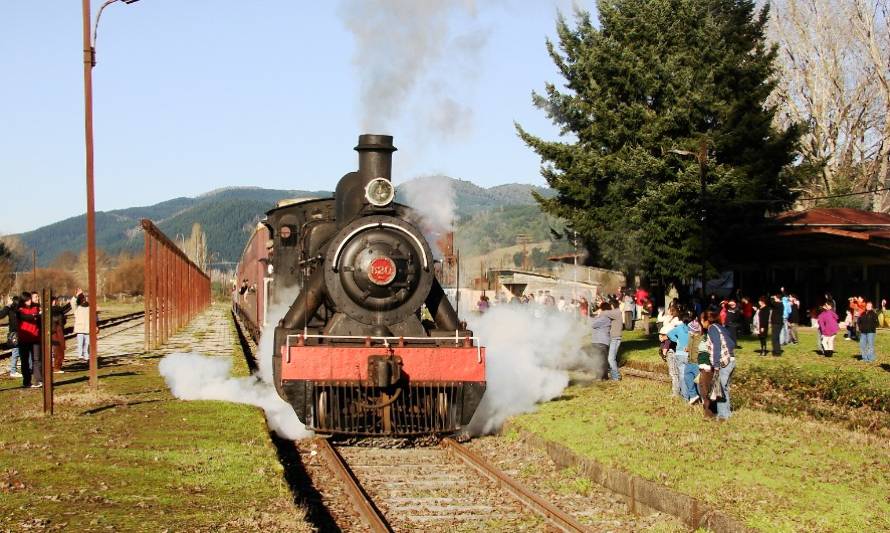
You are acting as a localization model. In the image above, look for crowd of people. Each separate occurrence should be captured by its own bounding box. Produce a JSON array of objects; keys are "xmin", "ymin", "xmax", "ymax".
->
[
  {"xmin": 477, "ymin": 284, "xmax": 883, "ymax": 422},
  {"xmin": 1, "ymin": 289, "xmax": 92, "ymax": 388}
]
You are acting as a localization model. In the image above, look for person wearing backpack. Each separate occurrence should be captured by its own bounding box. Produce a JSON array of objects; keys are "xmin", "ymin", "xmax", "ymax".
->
[{"xmin": 700, "ymin": 310, "xmax": 736, "ymax": 420}]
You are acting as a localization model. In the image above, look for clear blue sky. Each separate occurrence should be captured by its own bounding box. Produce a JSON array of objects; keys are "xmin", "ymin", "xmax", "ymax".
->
[{"xmin": 1, "ymin": 0, "xmax": 578, "ymax": 234}]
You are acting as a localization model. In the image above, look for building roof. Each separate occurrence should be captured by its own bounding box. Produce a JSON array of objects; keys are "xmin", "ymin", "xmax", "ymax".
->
[
  {"xmin": 741, "ymin": 208, "xmax": 890, "ymax": 265},
  {"xmin": 774, "ymin": 208, "xmax": 890, "ymax": 227}
]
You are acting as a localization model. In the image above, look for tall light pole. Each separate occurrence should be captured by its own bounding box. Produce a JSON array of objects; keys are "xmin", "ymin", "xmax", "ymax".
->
[
  {"xmin": 81, "ymin": 0, "xmax": 140, "ymax": 388},
  {"xmin": 668, "ymin": 138, "xmax": 709, "ymax": 296}
]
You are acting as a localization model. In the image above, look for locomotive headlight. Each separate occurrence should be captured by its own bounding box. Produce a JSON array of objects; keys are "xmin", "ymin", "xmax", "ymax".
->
[{"xmin": 365, "ymin": 178, "xmax": 395, "ymax": 207}]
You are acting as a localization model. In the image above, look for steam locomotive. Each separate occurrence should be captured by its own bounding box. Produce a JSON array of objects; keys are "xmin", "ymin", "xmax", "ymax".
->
[{"xmin": 234, "ymin": 134, "xmax": 486, "ymax": 437}]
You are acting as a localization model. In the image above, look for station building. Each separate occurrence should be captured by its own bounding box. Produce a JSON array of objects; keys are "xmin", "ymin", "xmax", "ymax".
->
[{"xmin": 732, "ymin": 208, "xmax": 890, "ymax": 310}]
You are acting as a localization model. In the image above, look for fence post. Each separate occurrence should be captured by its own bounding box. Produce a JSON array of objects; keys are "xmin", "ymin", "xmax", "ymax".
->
[
  {"xmin": 141, "ymin": 219, "xmax": 211, "ymax": 349},
  {"xmin": 41, "ymin": 287, "xmax": 53, "ymax": 415},
  {"xmin": 144, "ymin": 231, "xmax": 151, "ymax": 352}
]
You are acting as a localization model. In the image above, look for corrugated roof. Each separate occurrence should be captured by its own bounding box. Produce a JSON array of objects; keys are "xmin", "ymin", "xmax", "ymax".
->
[{"xmin": 774, "ymin": 208, "xmax": 890, "ymax": 226}]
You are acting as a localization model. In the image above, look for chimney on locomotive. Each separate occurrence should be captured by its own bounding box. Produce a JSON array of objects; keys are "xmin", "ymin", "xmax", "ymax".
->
[
  {"xmin": 356, "ymin": 133, "xmax": 396, "ymax": 182},
  {"xmin": 335, "ymin": 134, "xmax": 398, "ymax": 224}
]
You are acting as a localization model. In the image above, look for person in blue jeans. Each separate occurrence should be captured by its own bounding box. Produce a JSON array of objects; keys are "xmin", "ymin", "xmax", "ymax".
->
[
  {"xmin": 667, "ymin": 312, "xmax": 692, "ymax": 399},
  {"xmin": 679, "ymin": 317, "xmax": 703, "ymax": 402},
  {"xmin": 1, "ymin": 296, "xmax": 22, "ymax": 377},
  {"xmin": 857, "ymin": 301, "xmax": 879, "ymax": 362},
  {"xmin": 600, "ymin": 302, "xmax": 625, "ymax": 380},
  {"xmin": 700, "ymin": 311, "xmax": 736, "ymax": 420}
]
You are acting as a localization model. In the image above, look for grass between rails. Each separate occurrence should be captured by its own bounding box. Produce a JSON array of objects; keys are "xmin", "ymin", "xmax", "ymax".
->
[
  {"xmin": 0, "ymin": 322, "xmax": 309, "ymax": 531},
  {"xmin": 620, "ymin": 327, "xmax": 890, "ymax": 433},
  {"xmin": 513, "ymin": 379, "xmax": 890, "ymax": 532}
]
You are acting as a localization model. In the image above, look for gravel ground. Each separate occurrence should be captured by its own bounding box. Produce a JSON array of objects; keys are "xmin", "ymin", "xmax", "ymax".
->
[
  {"xmin": 466, "ymin": 433, "xmax": 687, "ymax": 532},
  {"xmin": 336, "ymin": 444, "xmax": 545, "ymax": 532},
  {"xmin": 295, "ymin": 439, "xmax": 372, "ymax": 532}
]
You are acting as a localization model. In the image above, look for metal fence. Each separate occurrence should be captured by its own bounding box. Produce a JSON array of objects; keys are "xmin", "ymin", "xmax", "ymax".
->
[{"xmin": 142, "ymin": 219, "xmax": 210, "ymax": 351}]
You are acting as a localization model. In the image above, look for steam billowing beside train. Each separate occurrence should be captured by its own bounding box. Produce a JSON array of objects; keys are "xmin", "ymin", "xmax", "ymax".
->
[{"xmin": 234, "ymin": 135, "xmax": 486, "ymax": 437}]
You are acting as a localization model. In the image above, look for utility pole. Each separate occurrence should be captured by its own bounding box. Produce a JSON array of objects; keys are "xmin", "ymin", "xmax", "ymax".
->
[
  {"xmin": 697, "ymin": 138, "xmax": 708, "ymax": 296},
  {"xmin": 82, "ymin": 0, "xmax": 99, "ymax": 388},
  {"xmin": 516, "ymin": 234, "xmax": 531, "ymax": 271},
  {"xmin": 81, "ymin": 0, "xmax": 141, "ymax": 388},
  {"xmin": 668, "ymin": 138, "xmax": 710, "ymax": 296}
]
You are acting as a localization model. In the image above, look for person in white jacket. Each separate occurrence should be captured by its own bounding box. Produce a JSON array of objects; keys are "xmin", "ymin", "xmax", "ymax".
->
[
  {"xmin": 72, "ymin": 290, "xmax": 90, "ymax": 361},
  {"xmin": 657, "ymin": 306, "xmax": 682, "ymax": 396}
]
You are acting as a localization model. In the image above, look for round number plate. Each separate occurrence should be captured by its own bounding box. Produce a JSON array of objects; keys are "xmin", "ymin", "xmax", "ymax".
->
[{"xmin": 368, "ymin": 256, "xmax": 397, "ymax": 286}]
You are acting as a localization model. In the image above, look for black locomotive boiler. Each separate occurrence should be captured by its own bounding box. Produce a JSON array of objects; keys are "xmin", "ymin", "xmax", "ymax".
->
[{"xmin": 235, "ymin": 134, "xmax": 486, "ymax": 437}]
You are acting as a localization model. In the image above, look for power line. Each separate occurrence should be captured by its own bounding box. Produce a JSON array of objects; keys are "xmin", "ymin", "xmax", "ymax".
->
[{"xmin": 796, "ymin": 187, "xmax": 890, "ymax": 202}]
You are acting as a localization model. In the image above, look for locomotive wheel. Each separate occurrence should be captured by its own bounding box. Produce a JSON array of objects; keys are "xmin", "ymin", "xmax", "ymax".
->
[{"xmin": 316, "ymin": 391, "xmax": 329, "ymax": 429}]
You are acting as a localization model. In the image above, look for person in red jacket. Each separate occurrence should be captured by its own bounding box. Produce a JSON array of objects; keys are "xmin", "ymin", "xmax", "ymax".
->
[{"xmin": 16, "ymin": 292, "xmax": 43, "ymax": 388}]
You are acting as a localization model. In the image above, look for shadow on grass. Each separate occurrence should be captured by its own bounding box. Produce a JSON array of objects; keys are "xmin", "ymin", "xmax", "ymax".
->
[
  {"xmin": 269, "ymin": 431, "xmax": 341, "ymax": 532},
  {"xmin": 80, "ymin": 398, "xmax": 164, "ymax": 416},
  {"xmin": 881, "ymin": 364, "xmax": 890, "ymax": 373},
  {"xmin": 54, "ymin": 371, "xmax": 140, "ymax": 388}
]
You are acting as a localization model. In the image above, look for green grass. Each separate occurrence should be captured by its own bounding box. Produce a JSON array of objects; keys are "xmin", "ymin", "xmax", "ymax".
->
[
  {"xmin": 0, "ymin": 326, "xmax": 308, "ymax": 531},
  {"xmin": 621, "ymin": 326, "xmax": 890, "ymax": 433},
  {"xmin": 513, "ymin": 379, "xmax": 890, "ymax": 532}
]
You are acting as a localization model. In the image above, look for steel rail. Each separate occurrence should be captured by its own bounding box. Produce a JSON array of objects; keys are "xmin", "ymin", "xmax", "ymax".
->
[
  {"xmin": 0, "ymin": 311, "xmax": 145, "ymax": 359},
  {"xmin": 314, "ymin": 438, "xmax": 393, "ymax": 533},
  {"xmin": 441, "ymin": 437, "xmax": 590, "ymax": 533}
]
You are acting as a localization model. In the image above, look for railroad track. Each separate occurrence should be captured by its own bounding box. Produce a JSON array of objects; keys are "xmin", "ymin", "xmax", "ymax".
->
[
  {"xmin": 0, "ymin": 311, "xmax": 145, "ymax": 359},
  {"xmin": 229, "ymin": 307, "xmax": 590, "ymax": 532},
  {"xmin": 305, "ymin": 436, "xmax": 590, "ymax": 532}
]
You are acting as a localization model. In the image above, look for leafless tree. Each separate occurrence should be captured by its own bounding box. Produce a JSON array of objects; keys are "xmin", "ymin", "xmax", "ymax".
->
[
  {"xmin": 178, "ymin": 223, "xmax": 208, "ymax": 271},
  {"xmin": 0, "ymin": 236, "xmax": 17, "ymax": 298},
  {"xmin": 768, "ymin": 0, "xmax": 889, "ymax": 209}
]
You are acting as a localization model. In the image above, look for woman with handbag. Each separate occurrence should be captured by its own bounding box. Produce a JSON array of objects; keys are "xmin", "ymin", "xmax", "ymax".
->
[{"xmin": 700, "ymin": 310, "xmax": 737, "ymax": 420}]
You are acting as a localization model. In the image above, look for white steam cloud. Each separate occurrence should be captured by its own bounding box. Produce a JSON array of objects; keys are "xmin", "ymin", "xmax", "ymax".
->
[
  {"xmin": 158, "ymin": 289, "xmax": 312, "ymax": 440},
  {"xmin": 338, "ymin": 0, "xmax": 489, "ymax": 138},
  {"xmin": 400, "ymin": 175, "xmax": 457, "ymax": 241},
  {"xmin": 466, "ymin": 305, "xmax": 590, "ymax": 435},
  {"xmin": 159, "ymin": 353, "xmax": 311, "ymax": 440}
]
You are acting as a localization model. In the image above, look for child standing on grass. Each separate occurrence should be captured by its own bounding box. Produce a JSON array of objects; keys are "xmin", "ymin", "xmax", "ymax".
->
[
  {"xmin": 817, "ymin": 303, "xmax": 840, "ymax": 357},
  {"xmin": 857, "ymin": 301, "xmax": 878, "ymax": 363}
]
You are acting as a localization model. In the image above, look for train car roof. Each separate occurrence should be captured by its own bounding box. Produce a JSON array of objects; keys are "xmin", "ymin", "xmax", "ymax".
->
[
  {"xmin": 266, "ymin": 196, "xmax": 332, "ymax": 216},
  {"xmin": 265, "ymin": 197, "xmax": 413, "ymax": 217}
]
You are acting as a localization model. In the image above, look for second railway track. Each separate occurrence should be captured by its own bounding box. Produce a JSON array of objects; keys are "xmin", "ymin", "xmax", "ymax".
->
[{"xmin": 0, "ymin": 311, "xmax": 145, "ymax": 360}]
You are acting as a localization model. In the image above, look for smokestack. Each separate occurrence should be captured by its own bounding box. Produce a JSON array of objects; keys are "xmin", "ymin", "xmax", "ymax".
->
[
  {"xmin": 355, "ymin": 134, "xmax": 397, "ymax": 182},
  {"xmin": 335, "ymin": 134, "xmax": 398, "ymax": 225}
]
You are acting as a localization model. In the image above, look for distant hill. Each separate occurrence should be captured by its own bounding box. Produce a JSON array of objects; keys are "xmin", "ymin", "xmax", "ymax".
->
[{"xmin": 15, "ymin": 178, "xmax": 556, "ymax": 267}]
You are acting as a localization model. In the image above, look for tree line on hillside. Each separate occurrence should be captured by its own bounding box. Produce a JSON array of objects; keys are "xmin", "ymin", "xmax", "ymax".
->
[
  {"xmin": 518, "ymin": 0, "xmax": 889, "ymax": 282},
  {"xmin": 0, "ymin": 223, "xmax": 211, "ymax": 298}
]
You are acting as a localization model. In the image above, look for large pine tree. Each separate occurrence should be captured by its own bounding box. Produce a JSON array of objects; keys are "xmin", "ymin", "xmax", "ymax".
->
[{"xmin": 517, "ymin": 0, "xmax": 799, "ymax": 280}]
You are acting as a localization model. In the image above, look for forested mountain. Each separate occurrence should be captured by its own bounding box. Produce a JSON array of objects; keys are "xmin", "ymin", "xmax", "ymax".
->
[{"xmin": 14, "ymin": 179, "xmax": 555, "ymax": 267}]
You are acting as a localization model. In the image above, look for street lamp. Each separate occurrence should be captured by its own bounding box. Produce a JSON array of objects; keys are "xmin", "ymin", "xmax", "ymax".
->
[
  {"xmin": 668, "ymin": 138, "xmax": 709, "ymax": 296},
  {"xmin": 81, "ymin": 0, "xmax": 140, "ymax": 388}
]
